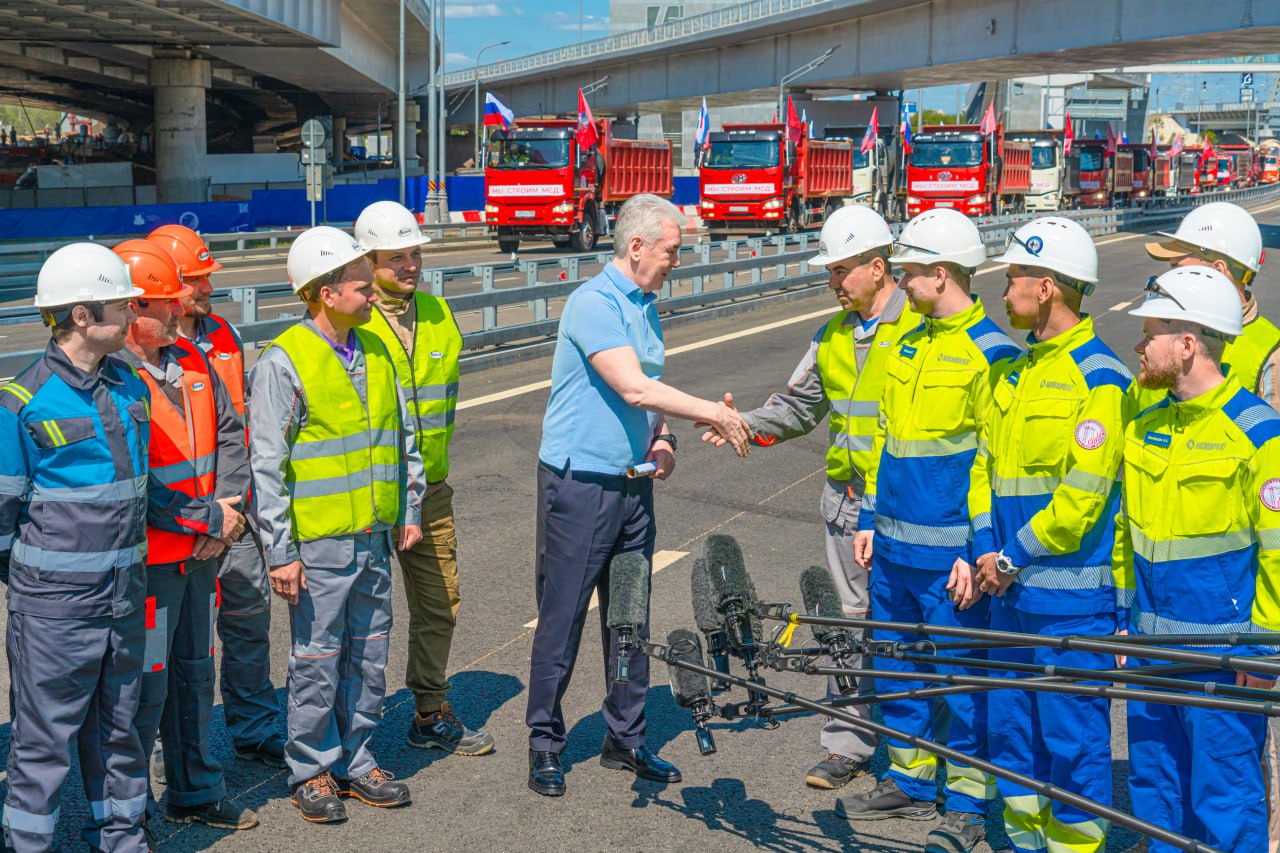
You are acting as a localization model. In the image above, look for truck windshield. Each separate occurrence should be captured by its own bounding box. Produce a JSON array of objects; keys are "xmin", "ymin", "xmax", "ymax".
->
[
  {"xmin": 1130, "ymin": 150, "xmax": 1149, "ymax": 172},
  {"xmin": 853, "ymin": 148, "xmax": 870, "ymax": 169},
  {"xmin": 1078, "ymin": 150, "xmax": 1105, "ymax": 171},
  {"xmin": 705, "ymin": 140, "xmax": 779, "ymax": 168},
  {"xmin": 910, "ymin": 141, "xmax": 983, "ymax": 168},
  {"xmin": 1030, "ymin": 146, "xmax": 1056, "ymax": 169},
  {"xmin": 487, "ymin": 137, "xmax": 571, "ymax": 169}
]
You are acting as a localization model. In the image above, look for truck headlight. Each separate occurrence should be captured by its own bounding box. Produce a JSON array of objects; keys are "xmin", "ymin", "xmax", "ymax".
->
[
  {"xmin": 700, "ymin": 200, "xmax": 715, "ymax": 210},
  {"xmin": 762, "ymin": 198, "xmax": 784, "ymax": 210},
  {"xmin": 907, "ymin": 195, "xmax": 920, "ymax": 205},
  {"xmin": 1094, "ymin": 191, "xmax": 1106, "ymax": 200},
  {"xmin": 551, "ymin": 202, "xmax": 575, "ymax": 214},
  {"xmin": 485, "ymin": 204, "xmax": 499, "ymax": 214},
  {"xmin": 966, "ymin": 194, "xmax": 985, "ymax": 206}
]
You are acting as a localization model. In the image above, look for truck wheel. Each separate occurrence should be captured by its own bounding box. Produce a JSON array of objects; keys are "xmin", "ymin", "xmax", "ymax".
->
[
  {"xmin": 497, "ymin": 236, "xmax": 519, "ymax": 253},
  {"xmin": 570, "ymin": 214, "xmax": 597, "ymax": 253}
]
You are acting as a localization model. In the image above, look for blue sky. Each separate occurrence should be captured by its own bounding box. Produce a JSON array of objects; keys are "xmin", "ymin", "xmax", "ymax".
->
[{"xmin": 442, "ymin": 1, "xmax": 611, "ymax": 72}]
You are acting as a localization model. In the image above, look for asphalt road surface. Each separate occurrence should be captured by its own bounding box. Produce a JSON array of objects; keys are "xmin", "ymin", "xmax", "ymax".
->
[{"xmin": 4, "ymin": 203, "xmax": 1280, "ymax": 851}]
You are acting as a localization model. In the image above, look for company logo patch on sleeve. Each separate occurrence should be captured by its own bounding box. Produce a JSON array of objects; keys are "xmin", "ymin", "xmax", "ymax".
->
[
  {"xmin": 1075, "ymin": 419, "xmax": 1106, "ymax": 450},
  {"xmin": 1262, "ymin": 478, "xmax": 1280, "ymax": 512}
]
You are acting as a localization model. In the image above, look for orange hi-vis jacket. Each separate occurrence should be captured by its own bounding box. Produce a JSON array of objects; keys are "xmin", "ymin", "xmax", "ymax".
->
[
  {"xmin": 138, "ymin": 341, "xmax": 218, "ymax": 565},
  {"xmin": 202, "ymin": 314, "xmax": 245, "ymax": 416}
]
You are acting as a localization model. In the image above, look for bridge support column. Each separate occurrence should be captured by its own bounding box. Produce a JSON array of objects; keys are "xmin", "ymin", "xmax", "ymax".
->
[
  {"xmin": 332, "ymin": 116, "xmax": 347, "ymax": 161},
  {"xmin": 150, "ymin": 51, "xmax": 210, "ymax": 204}
]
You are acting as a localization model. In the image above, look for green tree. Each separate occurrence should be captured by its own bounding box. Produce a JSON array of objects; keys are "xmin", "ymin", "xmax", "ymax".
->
[
  {"xmin": 1203, "ymin": 129, "xmax": 1218, "ymax": 145},
  {"xmin": 919, "ymin": 110, "xmax": 964, "ymax": 127},
  {"xmin": 0, "ymin": 102, "xmax": 65, "ymax": 136}
]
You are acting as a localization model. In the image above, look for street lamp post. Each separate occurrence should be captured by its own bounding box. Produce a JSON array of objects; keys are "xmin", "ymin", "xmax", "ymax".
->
[
  {"xmin": 776, "ymin": 45, "xmax": 839, "ymax": 129},
  {"xmin": 473, "ymin": 40, "xmax": 510, "ymax": 167},
  {"xmin": 397, "ymin": 0, "xmax": 406, "ymax": 205}
]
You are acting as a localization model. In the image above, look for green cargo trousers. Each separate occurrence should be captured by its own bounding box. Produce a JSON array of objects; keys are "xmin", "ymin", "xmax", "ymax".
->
[{"xmin": 399, "ymin": 481, "xmax": 461, "ymax": 717}]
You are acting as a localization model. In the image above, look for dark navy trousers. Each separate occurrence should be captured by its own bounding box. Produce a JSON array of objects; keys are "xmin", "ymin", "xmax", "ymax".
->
[{"xmin": 526, "ymin": 460, "xmax": 655, "ymax": 754}]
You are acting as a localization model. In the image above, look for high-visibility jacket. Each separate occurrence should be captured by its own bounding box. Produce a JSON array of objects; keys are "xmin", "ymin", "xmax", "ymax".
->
[
  {"xmin": 973, "ymin": 316, "xmax": 1132, "ymax": 615},
  {"xmin": 364, "ymin": 292, "xmax": 460, "ymax": 483},
  {"xmin": 270, "ymin": 324, "xmax": 402, "ymax": 541},
  {"xmin": 816, "ymin": 298, "xmax": 922, "ymax": 483},
  {"xmin": 1114, "ymin": 377, "xmax": 1280, "ymax": 654},
  {"xmin": 858, "ymin": 298, "xmax": 1020, "ymax": 568},
  {"xmin": 139, "ymin": 342, "xmax": 219, "ymax": 566},
  {"xmin": 0, "ymin": 342, "xmax": 151, "ymax": 618},
  {"xmin": 1132, "ymin": 312, "xmax": 1280, "ymax": 412},
  {"xmin": 201, "ymin": 313, "xmax": 245, "ymax": 416}
]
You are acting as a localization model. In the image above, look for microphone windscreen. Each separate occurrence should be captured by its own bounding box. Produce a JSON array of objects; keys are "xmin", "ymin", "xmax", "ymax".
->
[
  {"xmin": 799, "ymin": 564, "xmax": 844, "ymax": 643},
  {"xmin": 703, "ymin": 534, "xmax": 750, "ymax": 606},
  {"xmin": 666, "ymin": 628, "xmax": 711, "ymax": 709},
  {"xmin": 690, "ymin": 558, "xmax": 721, "ymax": 634},
  {"xmin": 606, "ymin": 551, "xmax": 650, "ymax": 630}
]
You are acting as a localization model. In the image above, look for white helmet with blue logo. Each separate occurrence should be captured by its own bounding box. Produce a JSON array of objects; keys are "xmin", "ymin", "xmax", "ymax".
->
[{"xmin": 993, "ymin": 216, "xmax": 1098, "ymax": 288}]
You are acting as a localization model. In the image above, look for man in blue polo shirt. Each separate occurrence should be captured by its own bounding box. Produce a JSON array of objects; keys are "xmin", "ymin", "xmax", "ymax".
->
[{"xmin": 526, "ymin": 194, "xmax": 750, "ymax": 798}]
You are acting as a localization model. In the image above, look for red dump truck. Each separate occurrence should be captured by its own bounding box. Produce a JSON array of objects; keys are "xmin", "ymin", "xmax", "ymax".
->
[
  {"xmin": 1218, "ymin": 143, "xmax": 1255, "ymax": 188},
  {"xmin": 905, "ymin": 125, "xmax": 1031, "ymax": 217},
  {"xmin": 699, "ymin": 123, "xmax": 852, "ymax": 239},
  {"xmin": 1064, "ymin": 140, "xmax": 1133, "ymax": 208},
  {"xmin": 484, "ymin": 118, "xmax": 673, "ymax": 253},
  {"xmin": 1118, "ymin": 142, "xmax": 1172, "ymax": 202},
  {"xmin": 1257, "ymin": 140, "xmax": 1280, "ymax": 184}
]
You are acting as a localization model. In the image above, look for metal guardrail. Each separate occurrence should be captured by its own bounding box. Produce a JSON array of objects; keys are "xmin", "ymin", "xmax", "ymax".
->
[
  {"xmin": 1, "ymin": 183, "xmax": 1277, "ymax": 379},
  {"xmin": 442, "ymin": 0, "xmax": 830, "ymax": 86}
]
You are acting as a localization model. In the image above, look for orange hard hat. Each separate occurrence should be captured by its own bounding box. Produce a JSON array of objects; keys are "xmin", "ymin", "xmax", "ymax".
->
[
  {"xmin": 112, "ymin": 240, "xmax": 192, "ymax": 300},
  {"xmin": 147, "ymin": 223, "xmax": 222, "ymax": 278}
]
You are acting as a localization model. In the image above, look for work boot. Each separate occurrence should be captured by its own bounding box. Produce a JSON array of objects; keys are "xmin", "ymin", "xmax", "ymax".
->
[
  {"xmin": 291, "ymin": 773, "xmax": 347, "ymax": 824},
  {"xmin": 407, "ymin": 701, "xmax": 495, "ymax": 755},
  {"xmin": 924, "ymin": 810, "xmax": 987, "ymax": 853},
  {"xmin": 835, "ymin": 777, "xmax": 937, "ymax": 821},
  {"xmin": 805, "ymin": 753, "xmax": 870, "ymax": 789},
  {"xmin": 339, "ymin": 768, "xmax": 411, "ymax": 808},
  {"xmin": 234, "ymin": 736, "xmax": 287, "ymax": 768},
  {"xmin": 163, "ymin": 798, "xmax": 258, "ymax": 830}
]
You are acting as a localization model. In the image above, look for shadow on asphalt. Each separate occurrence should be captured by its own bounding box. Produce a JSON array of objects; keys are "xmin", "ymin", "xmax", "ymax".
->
[{"xmin": 1261, "ymin": 224, "xmax": 1280, "ymax": 250}]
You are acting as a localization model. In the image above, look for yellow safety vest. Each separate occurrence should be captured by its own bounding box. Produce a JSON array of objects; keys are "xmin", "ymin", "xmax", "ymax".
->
[
  {"xmin": 815, "ymin": 300, "xmax": 921, "ymax": 483},
  {"xmin": 364, "ymin": 292, "xmax": 461, "ymax": 483},
  {"xmin": 270, "ymin": 324, "xmax": 402, "ymax": 540}
]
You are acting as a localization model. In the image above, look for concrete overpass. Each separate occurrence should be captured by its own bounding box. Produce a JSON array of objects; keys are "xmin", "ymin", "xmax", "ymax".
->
[
  {"xmin": 444, "ymin": 0, "xmax": 1280, "ymax": 120},
  {"xmin": 0, "ymin": 0, "xmax": 435, "ymax": 199}
]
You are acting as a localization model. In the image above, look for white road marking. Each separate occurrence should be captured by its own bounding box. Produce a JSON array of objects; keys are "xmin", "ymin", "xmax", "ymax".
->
[
  {"xmin": 1108, "ymin": 300, "xmax": 1135, "ymax": 312},
  {"xmin": 523, "ymin": 549, "xmax": 688, "ymax": 628}
]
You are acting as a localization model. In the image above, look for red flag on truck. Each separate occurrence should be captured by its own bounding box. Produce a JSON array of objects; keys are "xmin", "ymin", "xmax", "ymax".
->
[
  {"xmin": 860, "ymin": 106, "xmax": 879, "ymax": 156},
  {"xmin": 979, "ymin": 103, "xmax": 997, "ymax": 136},
  {"xmin": 1063, "ymin": 111, "xmax": 1074, "ymax": 157},
  {"xmin": 576, "ymin": 89, "xmax": 599, "ymax": 149},
  {"xmin": 1105, "ymin": 123, "xmax": 1117, "ymax": 157},
  {"xmin": 786, "ymin": 96, "xmax": 803, "ymax": 145}
]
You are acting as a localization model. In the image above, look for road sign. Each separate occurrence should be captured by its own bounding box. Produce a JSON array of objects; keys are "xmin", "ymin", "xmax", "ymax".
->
[
  {"xmin": 301, "ymin": 118, "xmax": 326, "ymax": 150},
  {"xmin": 1241, "ymin": 72, "xmax": 1254, "ymax": 88},
  {"xmin": 1242, "ymin": 88, "xmax": 1255, "ymax": 103},
  {"xmin": 902, "ymin": 102, "xmax": 918, "ymax": 116},
  {"xmin": 299, "ymin": 147, "xmax": 328, "ymax": 165}
]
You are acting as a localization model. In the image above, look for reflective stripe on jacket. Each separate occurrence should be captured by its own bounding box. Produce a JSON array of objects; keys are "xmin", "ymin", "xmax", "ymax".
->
[
  {"xmin": 816, "ymin": 294, "xmax": 922, "ymax": 483},
  {"xmin": 1114, "ymin": 378, "xmax": 1280, "ymax": 655},
  {"xmin": 269, "ymin": 324, "xmax": 402, "ymax": 540},
  {"xmin": 138, "ymin": 341, "xmax": 219, "ymax": 566},
  {"xmin": 974, "ymin": 316, "xmax": 1131, "ymax": 615},
  {"xmin": 0, "ymin": 342, "xmax": 151, "ymax": 618},
  {"xmin": 858, "ymin": 298, "xmax": 1020, "ymax": 568},
  {"xmin": 364, "ymin": 292, "xmax": 461, "ymax": 483}
]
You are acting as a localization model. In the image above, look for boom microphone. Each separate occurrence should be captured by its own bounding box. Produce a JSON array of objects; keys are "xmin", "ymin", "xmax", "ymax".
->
[
  {"xmin": 666, "ymin": 628, "xmax": 717, "ymax": 755},
  {"xmin": 606, "ymin": 551, "xmax": 650, "ymax": 684},
  {"xmin": 799, "ymin": 565, "xmax": 858, "ymax": 694},
  {"xmin": 690, "ymin": 558, "xmax": 731, "ymax": 691},
  {"xmin": 702, "ymin": 534, "xmax": 768, "ymax": 709}
]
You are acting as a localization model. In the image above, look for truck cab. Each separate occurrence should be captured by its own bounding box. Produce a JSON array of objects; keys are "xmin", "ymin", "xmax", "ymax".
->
[
  {"xmin": 485, "ymin": 121, "xmax": 595, "ymax": 252},
  {"xmin": 1007, "ymin": 131, "xmax": 1063, "ymax": 212},
  {"xmin": 906, "ymin": 128, "xmax": 988, "ymax": 216}
]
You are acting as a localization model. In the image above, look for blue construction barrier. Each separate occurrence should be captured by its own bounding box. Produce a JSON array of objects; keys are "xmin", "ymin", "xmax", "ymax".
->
[
  {"xmin": 0, "ymin": 174, "xmax": 701, "ymax": 241},
  {"xmin": 0, "ymin": 201, "xmax": 252, "ymax": 241}
]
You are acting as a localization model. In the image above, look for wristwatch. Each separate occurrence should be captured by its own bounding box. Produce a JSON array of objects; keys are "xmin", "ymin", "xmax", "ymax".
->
[
  {"xmin": 652, "ymin": 432, "xmax": 678, "ymax": 451},
  {"xmin": 995, "ymin": 551, "xmax": 1020, "ymax": 577}
]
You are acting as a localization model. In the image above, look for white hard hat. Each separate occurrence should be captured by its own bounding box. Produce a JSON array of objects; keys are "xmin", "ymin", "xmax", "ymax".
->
[
  {"xmin": 809, "ymin": 206, "xmax": 894, "ymax": 268},
  {"xmin": 1129, "ymin": 266, "xmax": 1243, "ymax": 338},
  {"xmin": 35, "ymin": 242, "xmax": 143, "ymax": 309},
  {"xmin": 892, "ymin": 208, "xmax": 988, "ymax": 269},
  {"xmin": 993, "ymin": 216, "xmax": 1099, "ymax": 289},
  {"xmin": 286, "ymin": 226, "xmax": 368, "ymax": 294},
  {"xmin": 355, "ymin": 200, "xmax": 432, "ymax": 252},
  {"xmin": 1145, "ymin": 201, "xmax": 1262, "ymax": 274}
]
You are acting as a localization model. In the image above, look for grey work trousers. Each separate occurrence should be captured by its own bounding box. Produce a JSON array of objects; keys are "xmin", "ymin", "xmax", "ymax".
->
[
  {"xmin": 3, "ymin": 609, "xmax": 148, "ymax": 853},
  {"xmin": 137, "ymin": 557, "xmax": 226, "ymax": 811},
  {"xmin": 818, "ymin": 478, "xmax": 878, "ymax": 763},
  {"xmin": 216, "ymin": 526, "xmax": 280, "ymax": 747},
  {"xmin": 285, "ymin": 533, "xmax": 393, "ymax": 787}
]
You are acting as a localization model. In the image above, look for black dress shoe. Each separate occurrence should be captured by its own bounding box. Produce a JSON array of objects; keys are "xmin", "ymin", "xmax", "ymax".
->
[
  {"xmin": 528, "ymin": 750, "xmax": 566, "ymax": 797},
  {"xmin": 600, "ymin": 735, "xmax": 682, "ymax": 783}
]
